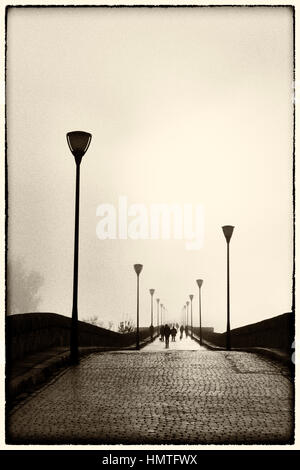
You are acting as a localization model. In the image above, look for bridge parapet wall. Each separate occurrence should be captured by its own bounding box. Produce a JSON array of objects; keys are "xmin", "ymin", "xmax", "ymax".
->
[
  {"xmin": 6, "ymin": 312, "xmax": 154, "ymax": 361},
  {"xmin": 193, "ymin": 312, "xmax": 293, "ymax": 351}
]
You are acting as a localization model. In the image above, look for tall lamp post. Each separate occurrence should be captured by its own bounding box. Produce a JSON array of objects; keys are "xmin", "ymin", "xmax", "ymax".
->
[
  {"xmin": 66, "ymin": 131, "xmax": 92, "ymax": 365},
  {"xmin": 134, "ymin": 264, "xmax": 143, "ymax": 350},
  {"xmin": 160, "ymin": 303, "xmax": 164, "ymax": 325},
  {"xmin": 189, "ymin": 295, "xmax": 194, "ymax": 338},
  {"xmin": 156, "ymin": 298, "xmax": 160, "ymax": 333},
  {"xmin": 196, "ymin": 279, "xmax": 203, "ymax": 345},
  {"xmin": 222, "ymin": 225, "xmax": 234, "ymax": 351},
  {"xmin": 149, "ymin": 289, "xmax": 155, "ymax": 341},
  {"xmin": 186, "ymin": 301, "xmax": 189, "ymax": 335}
]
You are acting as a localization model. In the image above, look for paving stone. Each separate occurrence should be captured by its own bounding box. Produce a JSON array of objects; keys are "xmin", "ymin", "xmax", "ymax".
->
[{"xmin": 7, "ymin": 337, "xmax": 293, "ymax": 444}]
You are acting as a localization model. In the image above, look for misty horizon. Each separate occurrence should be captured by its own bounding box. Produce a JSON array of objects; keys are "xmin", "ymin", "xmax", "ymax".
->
[{"xmin": 6, "ymin": 6, "xmax": 293, "ymax": 333}]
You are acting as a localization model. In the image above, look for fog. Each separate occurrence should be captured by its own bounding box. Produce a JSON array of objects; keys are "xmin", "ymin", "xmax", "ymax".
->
[{"xmin": 7, "ymin": 6, "xmax": 293, "ymax": 331}]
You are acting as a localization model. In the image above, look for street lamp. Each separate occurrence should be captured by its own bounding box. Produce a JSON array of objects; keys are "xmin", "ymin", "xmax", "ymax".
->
[
  {"xmin": 196, "ymin": 279, "xmax": 204, "ymax": 345},
  {"xmin": 189, "ymin": 295, "xmax": 194, "ymax": 338},
  {"xmin": 66, "ymin": 131, "xmax": 92, "ymax": 365},
  {"xmin": 149, "ymin": 289, "xmax": 155, "ymax": 341},
  {"xmin": 222, "ymin": 225, "xmax": 234, "ymax": 351},
  {"xmin": 134, "ymin": 264, "xmax": 143, "ymax": 350},
  {"xmin": 160, "ymin": 303, "xmax": 163, "ymax": 325},
  {"xmin": 156, "ymin": 298, "xmax": 160, "ymax": 332},
  {"xmin": 184, "ymin": 305, "xmax": 187, "ymax": 326},
  {"xmin": 186, "ymin": 301, "xmax": 189, "ymax": 335}
]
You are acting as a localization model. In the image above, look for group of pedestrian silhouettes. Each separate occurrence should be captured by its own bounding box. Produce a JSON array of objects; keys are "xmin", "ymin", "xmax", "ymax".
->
[{"xmin": 159, "ymin": 323, "xmax": 189, "ymax": 348}]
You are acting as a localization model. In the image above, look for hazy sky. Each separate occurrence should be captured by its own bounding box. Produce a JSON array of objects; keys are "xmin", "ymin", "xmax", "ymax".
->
[{"xmin": 7, "ymin": 6, "xmax": 293, "ymax": 331}]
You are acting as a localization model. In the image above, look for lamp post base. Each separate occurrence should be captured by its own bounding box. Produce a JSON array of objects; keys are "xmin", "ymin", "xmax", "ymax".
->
[{"xmin": 226, "ymin": 333, "xmax": 231, "ymax": 351}]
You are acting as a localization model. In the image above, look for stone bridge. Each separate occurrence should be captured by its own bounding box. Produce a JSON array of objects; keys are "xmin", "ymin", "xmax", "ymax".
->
[{"xmin": 6, "ymin": 312, "xmax": 294, "ymax": 445}]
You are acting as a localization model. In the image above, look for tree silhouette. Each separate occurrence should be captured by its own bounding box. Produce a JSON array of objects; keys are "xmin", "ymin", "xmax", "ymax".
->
[
  {"xmin": 118, "ymin": 320, "xmax": 134, "ymax": 333},
  {"xmin": 83, "ymin": 315, "xmax": 104, "ymax": 328},
  {"xmin": 7, "ymin": 257, "xmax": 44, "ymax": 315}
]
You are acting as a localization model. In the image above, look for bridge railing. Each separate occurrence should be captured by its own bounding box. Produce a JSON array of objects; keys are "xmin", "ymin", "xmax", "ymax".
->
[
  {"xmin": 6, "ymin": 312, "xmax": 158, "ymax": 362},
  {"xmin": 191, "ymin": 312, "xmax": 294, "ymax": 352}
]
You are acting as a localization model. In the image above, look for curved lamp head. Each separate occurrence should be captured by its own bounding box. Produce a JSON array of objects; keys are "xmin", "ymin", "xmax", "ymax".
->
[
  {"xmin": 66, "ymin": 131, "xmax": 92, "ymax": 164},
  {"xmin": 149, "ymin": 289, "xmax": 155, "ymax": 296},
  {"xmin": 189, "ymin": 294, "xmax": 194, "ymax": 301},
  {"xmin": 222, "ymin": 225, "xmax": 234, "ymax": 243},
  {"xmin": 186, "ymin": 301, "xmax": 189, "ymax": 306},
  {"xmin": 196, "ymin": 279, "xmax": 203, "ymax": 288},
  {"xmin": 134, "ymin": 264, "xmax": 143, "ymax": 275},
  {"xmin": 156, "ymin": 298, "xmax": 160, "ymax": 303}
]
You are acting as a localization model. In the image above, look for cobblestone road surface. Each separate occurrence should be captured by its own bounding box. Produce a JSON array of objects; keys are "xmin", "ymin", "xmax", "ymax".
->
[{"xmin": 7, "ymin": 337, "xmax": 293, "ymax": 444}]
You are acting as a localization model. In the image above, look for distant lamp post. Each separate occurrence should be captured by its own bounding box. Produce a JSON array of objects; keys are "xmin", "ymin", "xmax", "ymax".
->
[
  {"xmin": 160, "ymin": 303, "xmax": 163, "ymax": 325},
  {"xmin": 186, "ymin": 301, "xmax": 190, "ymax": 335},
  {"xmin": 149, "ymin": 289, "xmax": 155, "ymax": 341},
  {"xmin": 184, "ymin": 305, "xmax": 187, "ymax": 326},
  {"xmin": 156, "ymin": 298, "xmax": 160, "ymax": 332},
  {"xmin": 66, "ymin": 131, "xmax": 92, "ymax": 365},
  {"xmin": 222, "ymin": 225, "xmax": 234, "ymax": 351},
  {"xmin": 189, "ymin": 295, "xmax": 194, "ymax": 338},
  {"xmin": 196, "ymin": 279, "xmax": 204, "ymax": 345},
  {"xmin": 134, "ymin": 264, "xmax": 143, "ymax": 350}
]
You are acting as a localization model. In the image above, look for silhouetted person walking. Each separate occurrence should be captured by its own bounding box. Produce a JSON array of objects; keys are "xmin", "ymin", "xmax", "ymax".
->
[
  {"xmin": 171, "ymin": 326, "xmax": 177, "ymax": 341},
  {"xmin": 180, "ymin": 325, "xmax": 184, "ymax": 340},
  {"xmin": 160, "ymin": 325, "xmax": 165, "ymax": 342},
  {"xmin": 164, "ymin": 324, "xmax": 171, "ymax": 348}
]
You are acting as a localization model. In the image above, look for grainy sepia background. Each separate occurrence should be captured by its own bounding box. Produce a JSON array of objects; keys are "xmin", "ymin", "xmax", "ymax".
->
[
  {"xmin": 6, "ymin": 5, "xmax": 293, "ymax": 330},
  {"xmin": 1, "ymin": 0, "xmax": 298, "ymax": 450}
]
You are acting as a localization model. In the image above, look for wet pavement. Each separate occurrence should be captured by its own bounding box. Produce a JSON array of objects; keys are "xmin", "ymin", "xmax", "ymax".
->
[
  {"xmin": 7, "ymin": 336, "xmax": 293, "ymax": 445},
  {"xmin": 143, "ymin": 334, "xmax": 205, "ymax": 352}
]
